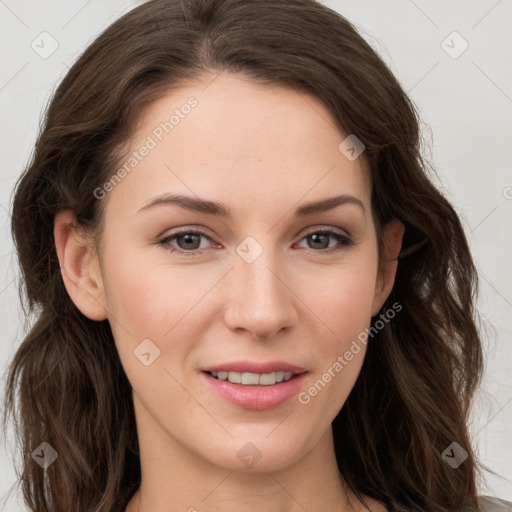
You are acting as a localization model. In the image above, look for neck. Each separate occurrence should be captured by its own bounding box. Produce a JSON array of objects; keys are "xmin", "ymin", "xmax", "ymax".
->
[{"xmin": 127, "ymin": 405, "xmax": 360, "ymax": 512}]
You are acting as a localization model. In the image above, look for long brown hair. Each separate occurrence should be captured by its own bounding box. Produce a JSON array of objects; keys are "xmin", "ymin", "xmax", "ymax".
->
[{"xmin": 3, "ymin": 0, "xmax": 485, "ymax": 510}]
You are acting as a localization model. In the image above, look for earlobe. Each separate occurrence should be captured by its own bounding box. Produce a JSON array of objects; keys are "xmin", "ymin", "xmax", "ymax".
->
[
  {"xmin": 371, "ymin": 219, "xmax": 405, "ymax": 316},
  {"xmin": 54, "ymin": 210, "xmax": 108, "ymax": 321}
]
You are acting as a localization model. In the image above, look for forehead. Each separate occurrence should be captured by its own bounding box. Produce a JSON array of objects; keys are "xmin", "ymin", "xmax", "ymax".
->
[{"xmin": 103, "ymin": 72, "xmax": 371, "ymax": 220}]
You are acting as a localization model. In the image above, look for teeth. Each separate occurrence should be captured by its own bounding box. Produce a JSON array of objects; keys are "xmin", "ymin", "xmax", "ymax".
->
[
  {"xmin": 209, "ymin": 371, "xmax": 295, "ymax": 385},
  {"xmin": 258, "ymin": 373, "xmax": 276, "ymax": 385},
  {"xmin": 242, "ymin": 372, "xmax": 260, "ymax": 385}
]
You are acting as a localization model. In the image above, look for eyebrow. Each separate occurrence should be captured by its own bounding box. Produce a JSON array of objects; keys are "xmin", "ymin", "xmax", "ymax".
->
[{"xmin": 137, "ymin": 193, "xmax": 366, "ymax": 217}]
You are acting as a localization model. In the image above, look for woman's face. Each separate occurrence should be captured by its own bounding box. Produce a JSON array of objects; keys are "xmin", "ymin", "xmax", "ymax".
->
[{"xmin": 67, "ymin": 72, "xmax": 402, "ymax": 473}]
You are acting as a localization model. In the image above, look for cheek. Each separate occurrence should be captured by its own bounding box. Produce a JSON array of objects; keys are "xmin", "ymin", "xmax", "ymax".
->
[
  {"xmin": 296, "ymin": 267, "xmax": 377, "ymax": 417},
  {"xmin": 301, "ymin": 258, "xmax": 378, "ymax": 340},
  {"xmin": 100, "ymin": 246, "xmax": 225, "ymax": 379},
  {"xmin": 102, "ymin": 244, "xmax": 195, "ymax": 331},
  {"xmin": 106, "ymin": 270, "xmax": 167, "ymax": 329},
  {"xmin": 99, "ymin": 248, "xmax": 181, "ymax": 368},
  {"xmin": 295, "ymin": 257, "xmax": 378, "ymax": 413}
]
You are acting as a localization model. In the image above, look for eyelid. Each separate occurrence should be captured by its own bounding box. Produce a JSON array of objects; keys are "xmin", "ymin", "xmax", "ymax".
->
[
  {"xmin": 157, "ymin": 224, "xmax": 352, "ymax": 242},
  {"xmin": 154, "ymin": 225, "xmax": 211, "ymax": 244},
  {"xmin": 156, "ymin": 224, "xmax": 355, "ymax": 257},
  {"xmin": 300, "ymin": 225, "xmax": 352, "ymax": 239}
]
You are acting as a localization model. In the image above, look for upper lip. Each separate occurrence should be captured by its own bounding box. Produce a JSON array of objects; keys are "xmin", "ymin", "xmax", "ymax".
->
[{"xmin": 201, "ymin": 361, "xmax": 307, "ymax": 374}]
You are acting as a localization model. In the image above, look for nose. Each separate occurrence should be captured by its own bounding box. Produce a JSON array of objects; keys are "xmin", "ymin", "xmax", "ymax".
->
[{"xmin": 222, "ymin": 248, "xmax": 298, "ymax": 340}]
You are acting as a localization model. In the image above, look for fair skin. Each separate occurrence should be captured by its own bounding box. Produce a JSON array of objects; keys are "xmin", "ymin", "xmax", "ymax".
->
[{"xmin": 54, "ymin": 72, "xmax": 403, "ymax": 512}]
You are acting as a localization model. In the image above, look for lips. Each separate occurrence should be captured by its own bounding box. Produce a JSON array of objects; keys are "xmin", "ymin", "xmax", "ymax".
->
[
  {"xmin": 201, "ymin": 361, "xmax": 306, "ymax": 374},
  {"xmin": 199, "ymin": 360, "xmax": 308, "ymax": 410}
]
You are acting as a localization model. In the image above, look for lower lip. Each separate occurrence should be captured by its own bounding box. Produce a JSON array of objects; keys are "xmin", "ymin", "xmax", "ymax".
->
[{"xmin": 200, "ymin": 371, "xmax": 307, "ymax": 410}]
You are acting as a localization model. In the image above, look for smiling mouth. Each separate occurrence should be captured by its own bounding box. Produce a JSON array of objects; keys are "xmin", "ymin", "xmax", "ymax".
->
[{"xmin": 204, "ymin": 370, "xmax": 299, "ymax": 386}]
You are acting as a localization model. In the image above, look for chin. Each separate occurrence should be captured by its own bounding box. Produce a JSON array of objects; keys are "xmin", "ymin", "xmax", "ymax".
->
[{"xmin": 203, "ymin": 434, "xmax": 310, "ymax": 473}]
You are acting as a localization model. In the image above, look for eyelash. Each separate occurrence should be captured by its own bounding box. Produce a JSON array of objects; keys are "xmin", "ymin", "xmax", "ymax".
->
[{"xmin": 157, "ymin": 228, "xmax": 355, "ymax": 256}]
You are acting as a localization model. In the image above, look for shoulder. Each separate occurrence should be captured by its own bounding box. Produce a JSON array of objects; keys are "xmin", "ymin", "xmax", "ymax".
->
[
  {"xmin": 478, "ymin": 495, "xmax": 512, "ymax": 512},
  {"xmin": 360, "ymin": 494, "xmax": 511, "ymax": 512}
]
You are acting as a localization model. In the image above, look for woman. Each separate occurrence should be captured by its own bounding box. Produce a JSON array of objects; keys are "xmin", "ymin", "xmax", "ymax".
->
[{"xmin": 2, "ymin": 0, "xmax": 510, "ymax": 511}]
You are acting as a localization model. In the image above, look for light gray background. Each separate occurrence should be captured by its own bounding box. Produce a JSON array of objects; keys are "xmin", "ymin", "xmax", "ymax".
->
[{"xmin": 0, "ymin": 1, "xmax": 510, "ymax": 510}]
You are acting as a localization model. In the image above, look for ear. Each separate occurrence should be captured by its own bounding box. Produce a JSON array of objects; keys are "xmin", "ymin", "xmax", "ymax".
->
[
  {"xmin": 54, "ymin": 210, "xmax": 108, "ymax": 321},
  {"xmin": 371, "ymin": 219, "xmax": 405, "ymax": 316}
]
